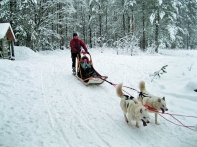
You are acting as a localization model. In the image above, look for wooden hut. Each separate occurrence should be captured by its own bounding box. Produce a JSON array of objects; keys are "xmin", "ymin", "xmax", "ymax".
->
[{"xmin": 0, "ymin": 23, "xmax": 15, "ymax": 60}]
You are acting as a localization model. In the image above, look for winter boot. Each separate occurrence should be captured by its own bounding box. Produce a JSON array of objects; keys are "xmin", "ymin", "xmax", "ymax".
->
[{"xmin": 72, "ymin": 67, "xmax": 76, "ymax": 75}]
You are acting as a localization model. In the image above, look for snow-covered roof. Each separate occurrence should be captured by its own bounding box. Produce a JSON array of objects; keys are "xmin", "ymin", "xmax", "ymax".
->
[{"xmin": 0, "ymin": 23, "xmax": 15, "ymax": 40}]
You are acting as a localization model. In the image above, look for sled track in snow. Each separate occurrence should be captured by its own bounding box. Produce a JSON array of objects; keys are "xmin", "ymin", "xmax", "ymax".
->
[
  {"xmin": 53, "ymin": 65, "xmax": 112, "ymax": 146},
  {"xmin": 39, "ymin": 55, "xmax": 175, "ymax": 147},
  {"xmin": 56, "ymin": 70, "xmax": 142, "ymax": 146},
  {"xmin": 52, "ymin": 58, "xmax": 145, "ymax": 146},
  {"xmin": 40, "ymin": 61, "xmax": 71, "ymax": 146},
  {"xmin": 39, "ymin": 58, "xmax": 112, "ymax": 146}
]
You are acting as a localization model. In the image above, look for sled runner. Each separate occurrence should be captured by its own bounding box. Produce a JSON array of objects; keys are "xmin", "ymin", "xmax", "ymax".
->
[{"xmin": 73, "ymin": 51, "xmax": 108, "ymax": 85}]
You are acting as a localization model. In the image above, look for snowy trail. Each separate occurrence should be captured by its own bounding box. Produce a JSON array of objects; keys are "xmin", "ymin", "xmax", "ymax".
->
[
  {"xmin": 52, "ymin": 59, "xmax": 136, "ymax": 147},
  {"xmin": 33, "ymin": 51, "xmax": 145, "ymax": 146},
  {"xmin": 40, "ymin": 62, "xmax": 71, "ymax": 146},
  {"xmin": 38, "ymin": 55, "xmax": 113, "ymax": 146},
  {"xmin": 53, "ymin": 70, "xmax": 109, "ymax": 146},
  {"xmin": 0, "ymin": 47, "xmax": 197, "ymax": 147}
]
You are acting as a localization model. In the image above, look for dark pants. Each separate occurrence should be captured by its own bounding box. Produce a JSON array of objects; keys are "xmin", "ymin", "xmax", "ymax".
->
[{"xmin": 71, "ymin": 53, "xmax": 81, "ymax": 68}]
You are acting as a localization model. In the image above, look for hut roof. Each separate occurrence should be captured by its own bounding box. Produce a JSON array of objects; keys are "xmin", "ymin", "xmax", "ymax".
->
[{"xmin": 0, "ymin": 23, "xmax": 15, "ymax": 40}]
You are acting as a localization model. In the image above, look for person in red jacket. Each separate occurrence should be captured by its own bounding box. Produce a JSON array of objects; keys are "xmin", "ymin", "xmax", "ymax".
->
[{"xmin": 70, "ymin": 33, "xmax": 89, "ymax": 75}]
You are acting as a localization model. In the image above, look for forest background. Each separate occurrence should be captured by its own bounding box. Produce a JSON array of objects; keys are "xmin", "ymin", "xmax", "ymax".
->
[{"xmin": 0, "ymin": 0, "xmax": 197, "ymax": 53}]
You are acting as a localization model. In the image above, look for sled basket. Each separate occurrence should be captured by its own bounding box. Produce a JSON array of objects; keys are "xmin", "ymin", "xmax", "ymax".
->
[{"xmin": 74, "ymin": 52, "xmax": 108, "ymax": 86}]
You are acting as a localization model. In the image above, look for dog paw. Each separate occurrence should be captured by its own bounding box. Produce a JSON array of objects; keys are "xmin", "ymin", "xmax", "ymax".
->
[
  {"xmin": 155, "ymin": 122, "xmax": 160, "ymax": 125},
  {"xmin": 136, "ymin": 125, "xmax": 139, "ymax": 128},
  {"xmin": 136, "ymin": 122, "xmax": 140, "ymax": 128},
  {"xmin": 125, "ymin": 118, "xmax": 129, "ymax": 123}
]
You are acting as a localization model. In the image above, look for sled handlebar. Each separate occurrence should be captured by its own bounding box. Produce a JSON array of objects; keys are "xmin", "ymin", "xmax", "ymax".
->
[{"xmin": 81, "ymin": 51, "xmax": 89, "ymax": 55}]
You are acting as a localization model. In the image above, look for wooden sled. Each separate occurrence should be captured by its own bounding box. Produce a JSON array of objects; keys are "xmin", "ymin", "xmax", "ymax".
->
[{"xmin": 74, "ymin": 52, "xmax": 108, "ymax": 86}]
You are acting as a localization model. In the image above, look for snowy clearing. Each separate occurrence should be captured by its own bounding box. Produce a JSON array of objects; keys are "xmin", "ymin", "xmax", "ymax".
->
[{"xmin": 0, "ymin": 46, "xmax": 197, "ymax": 147}]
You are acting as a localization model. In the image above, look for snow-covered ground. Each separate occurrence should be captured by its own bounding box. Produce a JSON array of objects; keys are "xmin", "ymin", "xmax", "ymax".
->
[{"xmin": 0, "ymin": 46, "xmax": 197, "ymax": 147}]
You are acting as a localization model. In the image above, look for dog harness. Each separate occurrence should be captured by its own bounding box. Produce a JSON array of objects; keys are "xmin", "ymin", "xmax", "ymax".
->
[
  {"xmin": 124, "ymin": 95, "xmax": 135, "ymax": 108},
  {"xmin": 124, "ymin": 95, "xmax": 134, "ymax": 100},
  {"xmin": 139, "ymin": 92, "xmax": 151, "ymax": 99},
  {"xmin": 143, "ymin": 104, "xmax": 158, "ymax": 112}
]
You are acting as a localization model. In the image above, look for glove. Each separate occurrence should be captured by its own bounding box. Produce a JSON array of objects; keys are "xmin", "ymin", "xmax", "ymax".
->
[{"xmin": 86, "ymin": 51, "xmax": 89, "ymax": 54}]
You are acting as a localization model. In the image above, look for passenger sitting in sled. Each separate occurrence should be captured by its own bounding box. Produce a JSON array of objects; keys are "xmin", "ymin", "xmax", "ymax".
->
[
  {"xmin": 81, "ymin": 57, "xmax": 91, "ymax": 70},
  {"xmin": 79, "ymin": 56, "xmax": 97, "ymax": 79}
]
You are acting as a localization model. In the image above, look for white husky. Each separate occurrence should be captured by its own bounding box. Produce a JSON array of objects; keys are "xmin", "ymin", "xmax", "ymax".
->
[
  {"xmin": 138, "ymin": 81, "xmax": 168, "ymax": 125},
  {"xmin": 116, "ymin": 83, "xmax": 150, "ymax": 128}
]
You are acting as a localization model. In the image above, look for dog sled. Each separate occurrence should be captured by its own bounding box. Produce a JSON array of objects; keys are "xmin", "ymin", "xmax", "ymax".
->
[{"xmin": 73, "ymin": 51, "xmax": 108, "ymax": 85}]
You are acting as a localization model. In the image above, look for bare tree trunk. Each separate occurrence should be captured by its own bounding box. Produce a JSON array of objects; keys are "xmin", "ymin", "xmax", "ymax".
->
[
  {"xmin": 89, "ymin": 14, "xmax": 92, "ymax": 48},
  {"xmin": 122, "ymin": 0, "xmax": 125, "ymax": 35},
  {"xmin": 59, "ymin": 3, "xmax": 63, "ymax": 50},
  {"xmin": 187, "ymin": 20, "xmax": 189, "ymax": 49},
  {"xmin": 123, "ymin": 13, "xmax": 125, "ymax": 35},
  {"xmin": 106, "ymin": 4, "xmax": 108, "ymax": 36},
  {"xmin": 9, "ymin": 0, "xmax": 16, "ymax": 26},
  {"xmin": 128, "ymin": 15, "xmax": 130, "ymax": 33},
  {"xmin": 98, "ymin": 1, "xmax": 102, "ymax": 47},
  {"xmin": 155, "ymin": 9, "xmax": 160, "ymax": 53},
  {"xmin": 142, "ymin": 1, "xmax": 146, "ymax": 50},
  {"xmin": 89, "ymin": 26, "xmax": 92, "ymax": 48},
  {"xmin": 81, "ymin": 6, "xmax": 86, "ymax": 43},
  {"xmin": 65, "ymin": 17, "xmax": 68, "ymax": 48},
  {"xmin": 131, "ymin": 7, "xmax": 134, "ymax": 35}
]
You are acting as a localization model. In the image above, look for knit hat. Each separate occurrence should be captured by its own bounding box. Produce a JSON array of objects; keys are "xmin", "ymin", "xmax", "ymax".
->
[{"xmin": 73, "ymin": 33, "xmax": 78, "ymax": 37}]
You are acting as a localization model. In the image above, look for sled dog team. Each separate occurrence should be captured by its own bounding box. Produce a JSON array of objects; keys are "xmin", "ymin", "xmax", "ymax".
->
[{"xmin": 116, "ymin": 81, "xmax": 168, "ymax": 128}]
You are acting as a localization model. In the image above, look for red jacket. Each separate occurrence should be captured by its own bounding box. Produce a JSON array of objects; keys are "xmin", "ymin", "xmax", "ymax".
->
[{"xmin": 70, "ymin": 38, "xmax": 88, "ymax": 53}]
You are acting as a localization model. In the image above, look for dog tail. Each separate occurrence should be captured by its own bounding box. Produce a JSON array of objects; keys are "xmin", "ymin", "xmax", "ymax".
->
[
  {"xmin": 116, "ymin": 83, "xmax": 124, "ymax": 98},
  {"xmin": 139, "ymin": 81, "xmax": 146, "ymax": 91}
]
